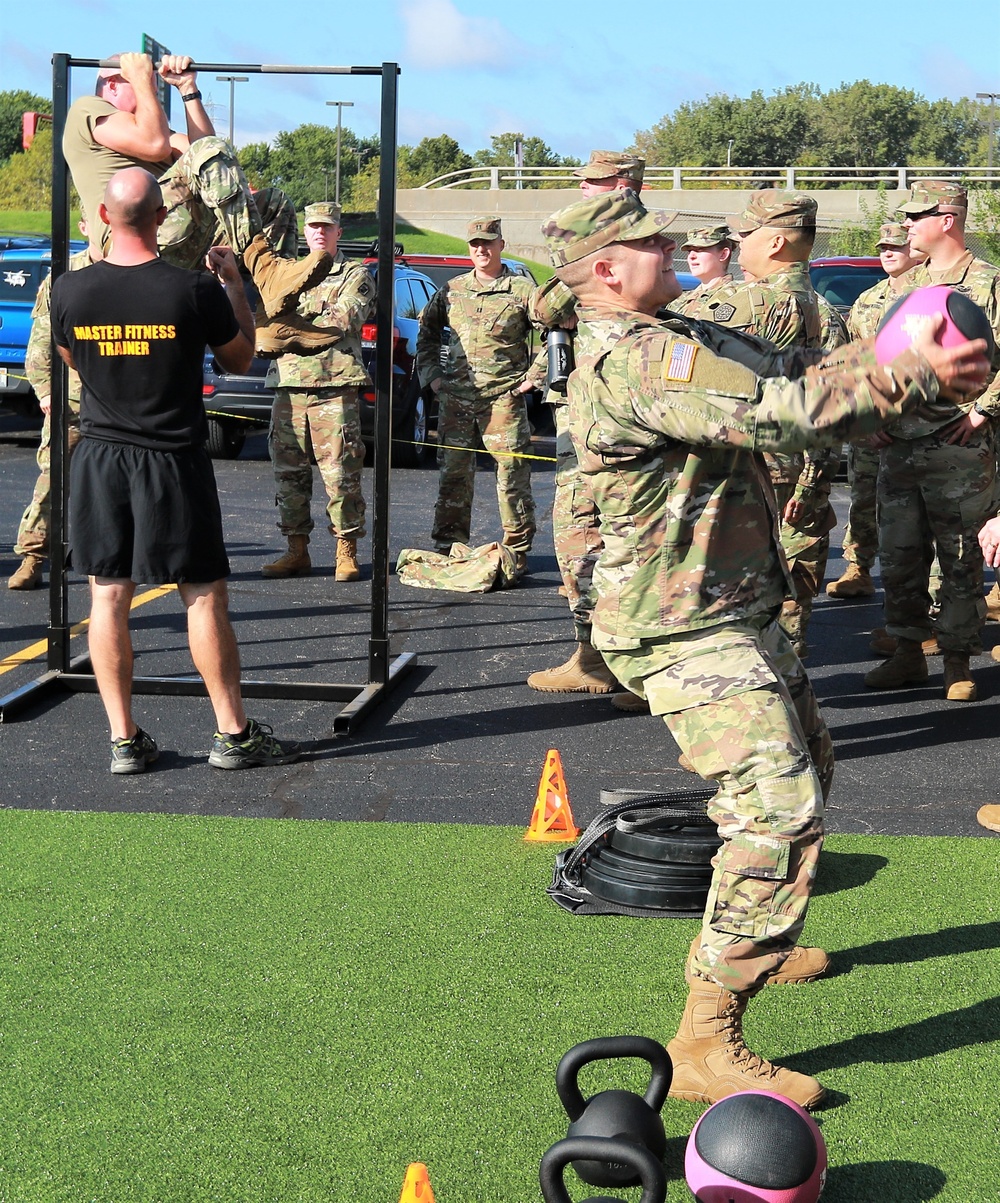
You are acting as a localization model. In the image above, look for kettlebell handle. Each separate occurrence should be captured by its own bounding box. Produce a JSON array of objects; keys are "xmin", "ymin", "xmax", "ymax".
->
[
  {"xmin": 540, "ymin": 1137, "xmax": 667, "ymax": 1203},
  {"xmin": 555, "ymin": 1036, "xmax": 672, "ymax": 1121}
]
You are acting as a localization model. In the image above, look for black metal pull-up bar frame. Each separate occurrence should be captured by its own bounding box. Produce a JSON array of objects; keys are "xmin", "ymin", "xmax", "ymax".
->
[{"xmin": 0, "ymin": 57, "xmax": 416, "ymax": 733}]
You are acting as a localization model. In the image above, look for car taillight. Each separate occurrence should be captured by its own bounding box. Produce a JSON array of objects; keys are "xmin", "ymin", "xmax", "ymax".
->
[
  {"xmin": 361, "ymin": 389, "xmax": 376, "ymax": 405},
  {"xmin": 203, "ymin": 383, "xmax": 215, "ymax": 397},
  {"xmin": 361, "ymin": 323, "xmax": 401, "ymax": 350}
]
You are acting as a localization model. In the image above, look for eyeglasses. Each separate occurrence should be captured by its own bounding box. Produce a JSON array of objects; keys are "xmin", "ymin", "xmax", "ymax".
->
[{"xmin": 907, "ymin": 209, "xmax": 946, "ymax": 222}]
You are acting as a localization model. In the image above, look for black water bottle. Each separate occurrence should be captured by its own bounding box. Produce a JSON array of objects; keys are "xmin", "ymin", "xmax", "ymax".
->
[{"xmin": 547, "ymin": 329, "xmax": 574, "ymax": 395}]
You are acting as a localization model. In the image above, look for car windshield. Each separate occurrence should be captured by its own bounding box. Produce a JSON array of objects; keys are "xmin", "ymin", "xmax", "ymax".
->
[{"xmin": 809, "ymin": 264, "xmax": 886, "ymax": 310}]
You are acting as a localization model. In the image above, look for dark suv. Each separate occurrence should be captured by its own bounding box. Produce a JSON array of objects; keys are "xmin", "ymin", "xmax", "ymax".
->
[{"xmin": 202, "ymin": 260, "xmax": 439, "ymax": 465}]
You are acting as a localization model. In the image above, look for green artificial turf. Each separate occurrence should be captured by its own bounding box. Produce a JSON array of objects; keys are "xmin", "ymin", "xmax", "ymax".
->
[{"xmin": 0, "ymin": 811, "xmax": 995, "ymax": 1202}]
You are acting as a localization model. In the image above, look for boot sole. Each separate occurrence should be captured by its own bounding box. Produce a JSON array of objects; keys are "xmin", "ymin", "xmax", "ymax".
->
[
  {"xmin": 668, "ymin": 1080, "xmax": 827, "ymax": 1109},
  {"xmin": 526, "ymin": 681, "xmax": 617, "ymax": 694},
  {"xmin": 261, "ymin": 566, "xmax": 312, "ymax": 578},
  {"xmin": 864, "ymin": 673, "xmax": 929, "ymax": 690}
]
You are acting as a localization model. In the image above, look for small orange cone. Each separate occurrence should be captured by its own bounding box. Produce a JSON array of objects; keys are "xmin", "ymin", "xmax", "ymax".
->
[
  {"xmin": 525, "ymin": 748, "xmax": 579, "ymax": 841},
  {"xmin": 399, "ymin": 1162, "xmax": 435, "ymax": 1202}
]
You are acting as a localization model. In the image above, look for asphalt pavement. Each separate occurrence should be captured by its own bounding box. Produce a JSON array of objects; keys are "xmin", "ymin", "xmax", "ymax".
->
[{"xmin": 1, "ymin": 419, "xmax": 999, "ymax": 838}]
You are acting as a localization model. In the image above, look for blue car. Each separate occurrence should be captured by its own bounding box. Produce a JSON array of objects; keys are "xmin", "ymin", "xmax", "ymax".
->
[{"xmin": 0, "ymin": 237, "xmax": 86, "ymax": 421}]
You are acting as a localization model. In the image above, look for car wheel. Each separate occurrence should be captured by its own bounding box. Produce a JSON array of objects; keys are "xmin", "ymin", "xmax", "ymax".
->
[
  {"xmin": 206, "ymin": 418, "xmax": 247, "ymax": 459},
  {"xmin": 391, "ymin": 379, "xmax": 436, "ymax": 468}
]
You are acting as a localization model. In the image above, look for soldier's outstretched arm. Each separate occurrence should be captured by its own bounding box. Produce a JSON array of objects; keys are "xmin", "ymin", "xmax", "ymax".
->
[{"xmin": 622, "ymin": 325, "xmax": 988, "ymax": 454}]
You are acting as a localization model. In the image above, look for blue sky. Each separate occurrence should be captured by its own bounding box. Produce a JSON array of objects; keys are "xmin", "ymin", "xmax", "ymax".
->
[{"xmin": 3, "ymin": 0, "xmax": 997, "ymax": 163}]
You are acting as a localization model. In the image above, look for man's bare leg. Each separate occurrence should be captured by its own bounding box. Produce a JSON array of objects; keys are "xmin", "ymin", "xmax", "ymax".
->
[
  {"xmin": 89, "ymin": 576, "xmax": 138, "ymax": 740},
  {"xmin": 178, "ymin": 580, "xmax": 246, "ymax": 736}
]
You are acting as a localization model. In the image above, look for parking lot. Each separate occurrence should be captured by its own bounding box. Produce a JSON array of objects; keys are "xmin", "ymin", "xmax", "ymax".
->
[{"xmin": 2, "ymin": 421, "xmax": 999, "ymax": 839}]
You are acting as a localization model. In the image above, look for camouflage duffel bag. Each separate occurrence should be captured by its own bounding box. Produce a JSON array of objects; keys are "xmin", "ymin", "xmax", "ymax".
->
[{"xmin": 396, "ymin": 541, "xmax": 519, "ymax": 592}]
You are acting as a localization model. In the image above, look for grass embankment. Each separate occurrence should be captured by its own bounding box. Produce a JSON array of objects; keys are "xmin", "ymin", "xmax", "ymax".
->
[{"xmin": 0, "ymin": 810, "xmax": 995, "ymax": 1201}]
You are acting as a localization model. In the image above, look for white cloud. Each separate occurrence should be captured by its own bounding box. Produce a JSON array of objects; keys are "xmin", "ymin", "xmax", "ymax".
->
[{"xmin": 400, "ymin": 0, "xmax": 520, "ymax": 70}]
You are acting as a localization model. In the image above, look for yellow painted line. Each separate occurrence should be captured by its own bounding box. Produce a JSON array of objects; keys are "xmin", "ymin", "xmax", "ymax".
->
[
  {"xmin": 0, "ymin": 583, "xmax": 176, "ymax": 678},
  {"xmin": 397, "ymin": 437, "xmax": 556, "ymax": 463}
]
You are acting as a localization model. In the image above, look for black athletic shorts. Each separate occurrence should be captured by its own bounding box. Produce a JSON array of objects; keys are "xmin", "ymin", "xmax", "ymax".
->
[{"xmin": 69, "ymin": 437, "xmax": 231, "ymax": 584}]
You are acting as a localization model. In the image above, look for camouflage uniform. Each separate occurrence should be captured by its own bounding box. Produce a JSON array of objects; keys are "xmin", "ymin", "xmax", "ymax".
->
[
  {"xmin": 877, "ymin": 183, "xmax": 1000, "ymax": 655},
  {"xmin": 543, "ymin": 190, "xmax": 943, "ymax": 995},
  {"xmin": 569, "ymin": 303, "xmax": 940, "ymax": 994},
  {"xmin": 63, "ymin": 97, "xmax": 297, "ymax": 268},
  {"xmin": 417, "ymin": 228, "xmax": 545, "ymax": 553},
  {"xmin": 685, "ymin": 198, "xmax": 835, "ymax": 651},
  {"xmin": 529, "ymin": 276, "xmax": 602, "ymax": 639},
  {"xmin": 839, "ymin": 224, "xmax": 916, "ymax": 573},
  {"xmin": 266, "ymin": 241, "xmax": 376, "ymax": 539},
  {"xmin": 14, "ymin": 249, "xmax": 89, "ymax": 559}
]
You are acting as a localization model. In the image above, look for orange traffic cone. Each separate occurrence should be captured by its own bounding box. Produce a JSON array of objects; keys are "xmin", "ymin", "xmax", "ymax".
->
[
  {"xmin": 525, "ymin": 748, "xmax": 580, "ymax": 842},
  {"xmin": 399, "ymin": 1162, "xmax": 435, "ymax": 1202}
]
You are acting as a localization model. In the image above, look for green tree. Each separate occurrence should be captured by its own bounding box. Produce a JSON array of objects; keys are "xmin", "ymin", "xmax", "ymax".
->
[
  {"xmin": 0, "ymin": 89, "xmax": 51, "ymax": 164},
  {"xmin": 471, "ymin": 134, "xmax": 580, "ymax": 187},
  {"xmin": 401, "ymin": 135, "xmax": 472, "ymax": 184},
  {"xmin": 972, "ymin": 190, "xmax": 1000, "ymax": 263},
  {"xmin": 237, "ymin": 141, "xmax": 272, "ymax": 191},
  {"xmin": 0, "ymin": 126, "xmax": 55, "ymax": 209}
]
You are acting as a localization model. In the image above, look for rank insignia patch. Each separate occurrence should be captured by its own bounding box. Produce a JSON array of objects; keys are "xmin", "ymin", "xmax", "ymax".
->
[
  {"xmin": 711, "ymin": 302, "xmax": 737, "ymax": 322},
  {"xmin": 665, "ymin": 340, "xmax": 698, "ymax": 382}
]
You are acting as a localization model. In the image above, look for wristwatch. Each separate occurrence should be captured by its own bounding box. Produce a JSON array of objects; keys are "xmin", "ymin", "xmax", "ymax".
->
[
  {"xmin": 974, "ymin": 402, "xmax": 992, "ymax": 418},
  {"xmin": 181, "ymin": 90, "xmax": 203, "ymax": 103}
]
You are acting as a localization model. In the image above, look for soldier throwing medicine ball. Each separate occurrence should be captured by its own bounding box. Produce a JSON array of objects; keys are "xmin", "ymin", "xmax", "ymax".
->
[
  {"xmin": 262, "ymin": 202, "xmax": 376, "ymax": 583},
  {"xmin": 540, "ymin": 191, "xmax": 989, "ymax": 1108}
]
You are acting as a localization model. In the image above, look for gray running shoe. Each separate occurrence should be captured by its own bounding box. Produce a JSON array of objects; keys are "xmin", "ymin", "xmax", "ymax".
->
[
  {"xmin": 208, "ymin": 718, "xmax": 301, "ymax": 770},
  {"xmin": 110, "ymin": 728, "xmax": 159, "ymax": 775}
]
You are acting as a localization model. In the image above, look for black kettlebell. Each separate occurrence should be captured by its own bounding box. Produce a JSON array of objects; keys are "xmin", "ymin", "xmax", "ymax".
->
[
  {"xmin": 540, "ymin": 1136, "xmax": 667, "ymax": 1203},
  {"xmin": 555, "ymin": 1035, "xmax": 671, "ymax": 1188}
]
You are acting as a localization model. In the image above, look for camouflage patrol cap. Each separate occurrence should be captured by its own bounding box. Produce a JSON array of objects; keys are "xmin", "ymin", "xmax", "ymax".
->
[
  {"xmin": 467, "ymin": 216, "xmax": 502, "ymax": 241},
  {"xmin": 541, "ymin": 192, "xmax": 676, "ymax": 268},
  {"xmin": 878, "ymin": 222, "xmax": 910, "ymax": 248},
  {"xmin": 573, "ymin": 150, "xmax": 646, "ymax": 184},
  {"xmin": 897, "ymin": 179, "xmax": 968, "ymax": 216},
  {"xmin": 303, "ymin": 201, "xmax": 342, "ymax": 226},
  {"xmin": 731, "ymin": 189, "xmax": 818, "ymax": 236},
  {"xmin": 681, "ymin": 223, "xmax": 734, "ymax": 250}
]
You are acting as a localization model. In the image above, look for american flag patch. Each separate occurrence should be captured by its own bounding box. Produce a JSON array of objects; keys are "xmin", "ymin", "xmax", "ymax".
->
[{"xmin": 665, "ymin": 340, "xmax": 698, "ymax": 382}]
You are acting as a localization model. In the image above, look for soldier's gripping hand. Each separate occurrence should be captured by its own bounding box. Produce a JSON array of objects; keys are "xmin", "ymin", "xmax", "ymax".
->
[
  {"xmin": 911, "ymin": 316, "xmax": 990, "ymax": 401},
  {"xmin": 158, "ymin": 55, "xmax": 196, "ymax": 90},
  {"xmin": 117, "ymin": 53, "xmax": 156, "ymax": 89}
]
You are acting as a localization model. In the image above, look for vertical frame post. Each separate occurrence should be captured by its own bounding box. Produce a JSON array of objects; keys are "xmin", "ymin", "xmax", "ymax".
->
[
  {"xmin": 368, "ymin": 63, "xmax": 398, "ymax": 685},
  {"xmin": 48, "ymin": 52, "xmax": 72, "ymax": 672}
]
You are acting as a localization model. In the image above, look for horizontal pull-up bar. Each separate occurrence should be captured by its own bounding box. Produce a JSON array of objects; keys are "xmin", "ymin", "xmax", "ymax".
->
[{"xmin": 65, "ymin": 58, "xmax": 399, "ymax": 76}]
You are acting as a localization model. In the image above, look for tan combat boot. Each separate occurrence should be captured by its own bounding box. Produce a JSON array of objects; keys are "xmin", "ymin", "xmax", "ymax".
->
[
  {"xmin": 943, "ymin": 652, "xmax": 976, "ymax": 702},
  {"xmin": 985, "ymin": 582, "xmax": 1000, "ymax": 622},
  {"xmin": 8, "ymin": 553, "xmax": 44, "ymax": 590},
  {"xmin": 869, "ymin": 628, "xmax": 940, "ymax": 657},
  {"xmin": 826, "ymin": 564, "xmax": 876, "ymax": 598},
  {"xmin": 667, "ymin": 978, "xmax": 826, "ymax": 1109},
  {"xmin": 255, "ymin": 311, "xmax": 342, "ymax": 357},
  {"xmin": 687, "ymin": 937, "xmax": 830, "ymax": 985},
  {"xmin": 610, "ymin": 691, "xmax": 650, "ymax": 713},
  {"xmin": 242, "ymin": 234, "xmax": 333, "ymax": 318},
  {"xmin": 527, "ymin": 643, "xmax": 618, "ymax": 693},
  {"xmin": 977, "ymin": 804, "xmax": 1000, "ymax": 832},
  {"xmin": 864, "ymin": 637, "xmax": 929, "ymax": 689},
  {"xmin": 335, "ymin": 538, "xmax": 361, "ymax": 583},
  {"xmin": 262, "ymin": 535, "xmax": 311, "ymax": 578}
]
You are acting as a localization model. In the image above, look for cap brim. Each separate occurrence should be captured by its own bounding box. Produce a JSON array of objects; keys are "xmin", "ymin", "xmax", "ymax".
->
[
  {"xmin": 897, "ymin": 202, "xmax": 937, "ymax": 216},
  {"xmin": 468, "ymin": 233, "xmax": 500, "ymax": 241},
  {"xmin": 619, "ymin": 208, "xmax": 677, "ymax": 242}
]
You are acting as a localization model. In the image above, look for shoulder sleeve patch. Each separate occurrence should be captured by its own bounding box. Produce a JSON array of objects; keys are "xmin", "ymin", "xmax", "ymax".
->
[
  {"xmin": 710, "ymin": 302, "xmax": 737, "ymax": 322},
  {"xmin": 665, "ymin": 339, "xmax": 699, "ymax": 382}
]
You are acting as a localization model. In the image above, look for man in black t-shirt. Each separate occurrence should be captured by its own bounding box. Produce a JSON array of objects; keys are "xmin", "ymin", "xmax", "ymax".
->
[{"xmin": 51, "ymin": 166, "xmax": 301, "ymax": 775}]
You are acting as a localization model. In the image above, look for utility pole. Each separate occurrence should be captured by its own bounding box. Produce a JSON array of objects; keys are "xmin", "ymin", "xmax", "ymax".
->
[
  {"xmin": 325, "ymin": 101, "xmax": 354, "ymax": 204},
  {"xmin": 977, "ymin": 93, "xmax": 999, "ymax": 176},
  {"xmin": 215, "ymin": 75, "xmax": 248, "ymax": 145}
]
